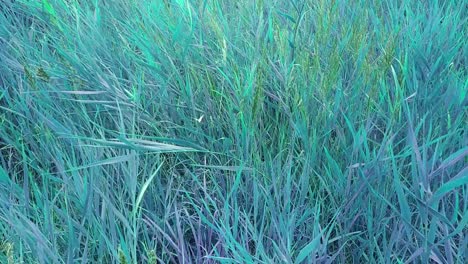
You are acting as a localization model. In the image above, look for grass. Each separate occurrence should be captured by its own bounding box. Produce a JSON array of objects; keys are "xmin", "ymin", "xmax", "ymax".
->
[{"xmin": 0, "ymin": 0, "xmax": 466, "ymax": 263}]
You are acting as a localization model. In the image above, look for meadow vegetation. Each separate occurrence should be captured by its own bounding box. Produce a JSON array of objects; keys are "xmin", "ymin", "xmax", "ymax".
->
[{"xmin": 0, "ymin": 0, "xmax": 467, "ymax": 263}]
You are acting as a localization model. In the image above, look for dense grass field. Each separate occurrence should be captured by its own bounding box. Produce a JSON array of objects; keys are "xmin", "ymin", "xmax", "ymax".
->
[{"xmin": 0, "ymin": 0, "xmax": 467, "ymax": 263}]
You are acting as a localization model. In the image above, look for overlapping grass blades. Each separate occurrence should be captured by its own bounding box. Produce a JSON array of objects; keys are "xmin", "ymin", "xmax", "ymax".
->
[{"xmin": 0, "ymin": 0, "xmax": 466, "ymax": 263}]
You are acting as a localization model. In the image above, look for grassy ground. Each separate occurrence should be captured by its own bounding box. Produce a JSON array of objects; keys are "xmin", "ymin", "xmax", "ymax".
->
[{"xmin": 0, "ymin": 0, "xmax": 466, "ymax": 263}]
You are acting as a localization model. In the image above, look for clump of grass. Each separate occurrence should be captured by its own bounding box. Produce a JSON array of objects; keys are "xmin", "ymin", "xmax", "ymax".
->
[
  {"xmin": 0, "ymin": 240, "xmax": 15, "ymax": 264},
  {"xmin": 0, "ymin": 0, "xmax": 466, "ymax": 263},
  {"xmin": 118, "ymin": 245, "xmax": 128, "ymax": 264},
  {"xmin": 146, "ymin": 249, "xmax": 158, "ymax": 264}
]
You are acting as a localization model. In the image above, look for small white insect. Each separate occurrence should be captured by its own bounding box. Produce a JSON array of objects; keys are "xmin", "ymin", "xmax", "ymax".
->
[{"xmin": 195, "ymin": 115, "xmax": 204, "ymax": 123}]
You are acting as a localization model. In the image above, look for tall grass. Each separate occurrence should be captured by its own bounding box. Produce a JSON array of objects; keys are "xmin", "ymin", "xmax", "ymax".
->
[{"xmin": 0, "ymin": 0, "xmax": 466, "ymax": 263}]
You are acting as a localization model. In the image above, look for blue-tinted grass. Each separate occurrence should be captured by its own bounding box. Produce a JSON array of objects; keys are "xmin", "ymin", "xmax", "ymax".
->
[{"xmin": 0, "ymin": 0, "xmax": 466, "ymax": 263}]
